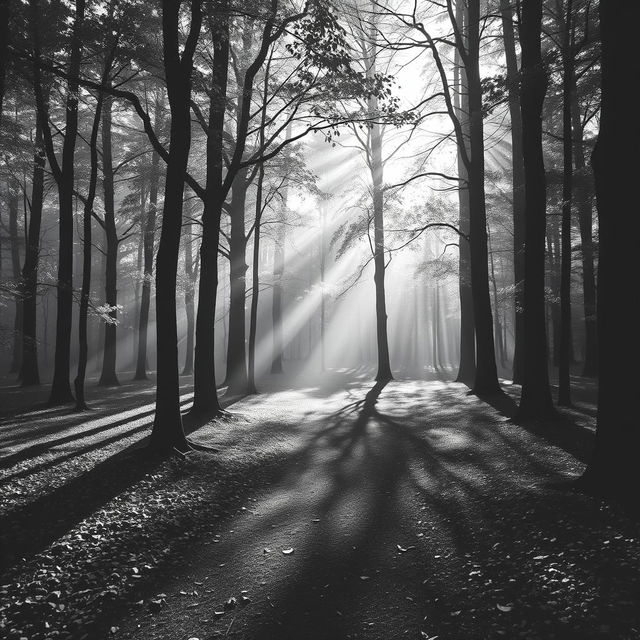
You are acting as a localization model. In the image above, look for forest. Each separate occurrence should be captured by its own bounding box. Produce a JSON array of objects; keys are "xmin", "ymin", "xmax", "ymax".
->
[{"xmin": 0, "ymin": 0, "xmax": 639, "ymax": 638}]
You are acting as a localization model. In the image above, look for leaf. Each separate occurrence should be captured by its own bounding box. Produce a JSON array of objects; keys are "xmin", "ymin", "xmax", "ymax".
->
[
  {"xmin": 282, "ymin": 548, "xmax": 294, "ymax": 555},
  {"xmin": 396, "ymin": 544, "xmax": 416, "ymax": 553}
]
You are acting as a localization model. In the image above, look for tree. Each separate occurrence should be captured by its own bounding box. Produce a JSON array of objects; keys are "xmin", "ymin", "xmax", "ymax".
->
[
  {"xmin": 31, "ymin": 0, "xmax": 86, "ymax": 405},
  {"xmin": 581, "ymin": 0, "xmax": 640, "ymax": 498},
  {"xmin": 134, "ymin": 93, "xmax": 163, "ymax": 381},
  {"xmin": 557, "ymin": 0, "xmax": 573, "ymax": 406},
  {"xmin": 516, "ymin": 0, "xmax": 555, "ymax": 420},
  {"xmin": 499, "ymin": 0, "xmax": 525, "ymax": 384},
  {"xmin": 149, "ymin": 0, "xmax": 202, "ymax": 451}
]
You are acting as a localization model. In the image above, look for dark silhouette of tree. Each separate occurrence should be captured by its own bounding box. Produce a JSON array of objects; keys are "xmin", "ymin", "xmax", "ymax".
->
[
  {"xmin": 499, "ymin": 0, "xmax": 525, "ymax": 385},
  {"xmin": 31, "ymin": 0, "xmax": 86, "ymax": 405},
  {"xmin": 516, "ymin": 0, "xmax": 555, "ymax": 420},
  {"xmin": 582, "ymin": 0, "xmax": 640, "ymax": 498},
  {"xmin": 149, "ymin": 0, "xmax": 202, "ymax": 452}
]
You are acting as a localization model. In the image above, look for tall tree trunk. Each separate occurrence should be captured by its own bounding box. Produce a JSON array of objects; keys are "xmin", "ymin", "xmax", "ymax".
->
[
  {"xmin": 21, "ymin": 118, "xmax": 46, "ymax": 386},
  {"xmin": 247, "ymin": 55, "xmax": 270, "ymax": 395},
  {"xmin": 8, "ymin": 178, "xmax": 23, "ymax": 375},
  {"xmin": 74, "ymin": 85, "xmax": 105, "ymax": 409},
  {"xmin": 366, "ymin": 25, "xmax": 392, "ymax": 382},
  {"xmin": 516, "ymin": 0, "xmax": 554, "ymax": 419},
  {"xmin": 582, "ymin": 0, "xmax": 640, "ymax": 497},
  {"xmin": 0, "ymin": 0, "xmax": 8, "ymax": 119},
  {"xmin": 182, "ymin": 219, "xmax": 195, "ymax": 376},
  {"xmin": 150, "ymin": 0, "xmax": 202, "ymax": 452},
  {"xmin": 271, "ymin": 199, "xmax": 285, "ymax": 374},
  {"xmin": 225, "ymin": 171, "xmax": 249, "ymax": 394},
  {"xmin": 33, "ymin": 0, "xmax": 86, "ymax": 405},
  {"xmin": 191, "ymin": 5, "xmax": 228, "ymax": 415},
  {"xmin": 453, "ymin": 27, "xmax": 475, "ymax": 385},
  {"xmin": 467, "ymin": 0, "xmax": 500, "ymax": 395},
  {"xmin": 488, "ymin": 228, "xmax": 506, "ymax": 367},
  {"xmin": 319, "ymin": 201, "xmax": 326, "ymax": 372},
  {"xmin": 134, "ymin": 98, "xmax": 161, "ymax": 380},
  {"xmin": 99, "ymin": 92, "xmax": 120, "ymax": 386},
  {"xmin": 570, "ymin": 72, "xmax": 597, "ymax": 378},
  {"xmin": 500, "ymin": 0, "xmax": 526, "ymax": 383},
  {"xmin": 247, "ymin": 165, "xmax": 264, "ymax": 395},
  {"xmin": 558, "ymin": 0, "xmax": 573, "ymax": 405}
]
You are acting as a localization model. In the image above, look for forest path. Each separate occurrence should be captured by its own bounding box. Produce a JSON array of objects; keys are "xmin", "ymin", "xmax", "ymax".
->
[{"xmin": 108, "ymin": 377, "xmax": 640, "ymax": 640}]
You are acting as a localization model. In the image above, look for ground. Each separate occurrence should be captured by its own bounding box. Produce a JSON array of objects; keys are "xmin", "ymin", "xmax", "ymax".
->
[{"xmin": 1, "ymin": 371, "xmax": 639, "ymax": 640}]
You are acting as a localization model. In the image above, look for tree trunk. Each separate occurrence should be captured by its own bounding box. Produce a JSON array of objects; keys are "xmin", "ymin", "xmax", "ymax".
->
[
  {"xmin": 0, "ymin": 0, "xmax": 7, "ymax": 119},
  {"xmin": 134, "ymin": 99, "xmax": 161, "ymax": 380},
  {"xmin": 558, "ymin": 0, "xmax": 573, "ymax": 406},
  {"xmin": 150, "ymin": 0, "xmax": 202, "ymax": 452},
  {"xmin": 467, "ymin": 0, "xmax": 500, "ymax": 396},
  {"xmin": 45, "ymin": 0, "xmax": 86, "ymax": 405},
  {"xmin": 570, "ymin": 71, "xmax": 597, "ymax": 378},
  {"xmin": 20, "ymin": 118, "xmax": 46, "ymax": 386},
  {"xmin": 582, "ymin": 0, "xmax": 640, "ymax": 497},
  {"xmin": 191, "ymin": 2, "xmax": 228, "ymax": 414},
  {"xmin": 453, "ymin": 3, "xmax": 475, "ymax": 385},
  {"xmin": 99, "ymin": 92, "xmax": 120, "ymax": 386},
  {"xmin": 74, "ymin": 84, "xmax": 104, "ymax": 409},
  {"xmin": 500, "ymin": 0, "xmax": 526, "ymax": 383},
  {"xmin": 182, "ymin": 219, "xmax": 195, "ymax": 376},
  {"xmin": 247, "ymin": 164, "xmax": 264, "ymax": 395},
  {"xmin": 225, "ymin": 171, "xmax": 249, "ymax": 394},
  {"xmin": 366, "ymin": 26, "xmax": 392, "ymax": 383},
  {"xmin": 516, "ymin": 0, "xmax": 555, "ymax": 419},
  {"xmin": 8, "ymin": 178, "xmax": 23, "ymax": 375},
  {"xmin": 271, "ymin": 203, "xmax": 285, "ymax": 374}
]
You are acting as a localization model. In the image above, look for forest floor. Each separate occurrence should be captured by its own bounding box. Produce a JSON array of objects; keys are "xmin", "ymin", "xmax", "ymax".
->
[{"xmin": 1, "ymin": 369, "xmax": 640, "ymax": 640}]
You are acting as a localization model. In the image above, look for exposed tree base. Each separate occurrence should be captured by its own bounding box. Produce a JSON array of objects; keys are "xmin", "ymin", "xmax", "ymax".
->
[
  {"xmin": 98, "ymin": 376, "xmax": 120, "ymax": 387},
  {"xmin": 48, "ymin": 388, "xmax": 75, "ymax": 407}
]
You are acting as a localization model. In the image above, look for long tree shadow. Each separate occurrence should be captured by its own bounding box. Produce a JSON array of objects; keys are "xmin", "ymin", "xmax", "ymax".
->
[{"xmin": 0, "ymin": 394, "xmax": 236, "ymax": 573}]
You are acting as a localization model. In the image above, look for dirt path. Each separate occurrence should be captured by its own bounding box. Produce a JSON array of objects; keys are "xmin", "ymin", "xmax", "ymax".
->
[{"xmin": 95, "ymin": 378, "xmax": 640, "ymax": 640}]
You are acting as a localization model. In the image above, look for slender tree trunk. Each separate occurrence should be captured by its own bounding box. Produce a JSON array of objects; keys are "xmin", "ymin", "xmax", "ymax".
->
[
  {"xmin": 135, "ymin": 98, "xmax": 162, "ymax": 380},
  {"xmin": 319, "ymin": 202, "xmax": 326, "ymax": 372},
  {"xmin": 247, "ymin": 55, "xmax": 270, "ymax": 395},
  {"xmin": 182, "ymin": 219, "xmax": 195, "ymax": 376},
  {"xmin": 247, "ymin": 166, "xmax": 264, "ymax": 395},
  {"xmin": 366, "ymin": 27, "xmax": 392, "ymax": 382},
  {"xmin": 516, "ymin": 0, "xmax": 555, "ymax": 419},
  {"xmin": 150, "ymin": 0, "xmax": 202, "ymax": 452},
  {"xmin": 271, "ymin": 203, "xmax": 285, "ymax": 374},
  {"xmin": 500, "ymin": 0, "xmax": 526, "ymax": 383},
  {"xmin": 558, "ymin": 0, "xmax": 573, "ymax": 405},
  {"xmin": 582, "ymin": 0, "xmax": 640, "ymax": 497},
  {"xmin": 74, "ymin": 86, "xmax": 105, "ymax": 409},
  {"xmin": 99, "ymin": 93, "xmax": 120, "ymax": 386},
  {"xmin": 34, "ymin": 0, "xmax": 86, "ymax": 405},
  {"xmin": 9, "ymin": 179, "xmax": 23, "ymax": 375},
  {"xmin": 488, "ymin": 229, "xmax": 505, "ymax": 367},
  {"xmin": 191, "ymin": 8, "xmax": 228, "ymax": 415},
  {"xmin": 467, "ymin": 0, "xmax": 500, "ymax": 395},
  {"xmin": 570, "ymin": 76, "xmax": 597, "ymax": 378},
  {"xmin": 0, "ymin": 0, "xmax": 7, "ymax": 120},
  {"xmin": 21, "ymin": 118, "xmax": 46, "ymax": 386},
  {"xmin": 454, "ymin": 0, "xmax": 475, "ymax": 385},
  {"xmin": 225, "ymin": 170, "xmax": 249, "ymax": 394}
]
